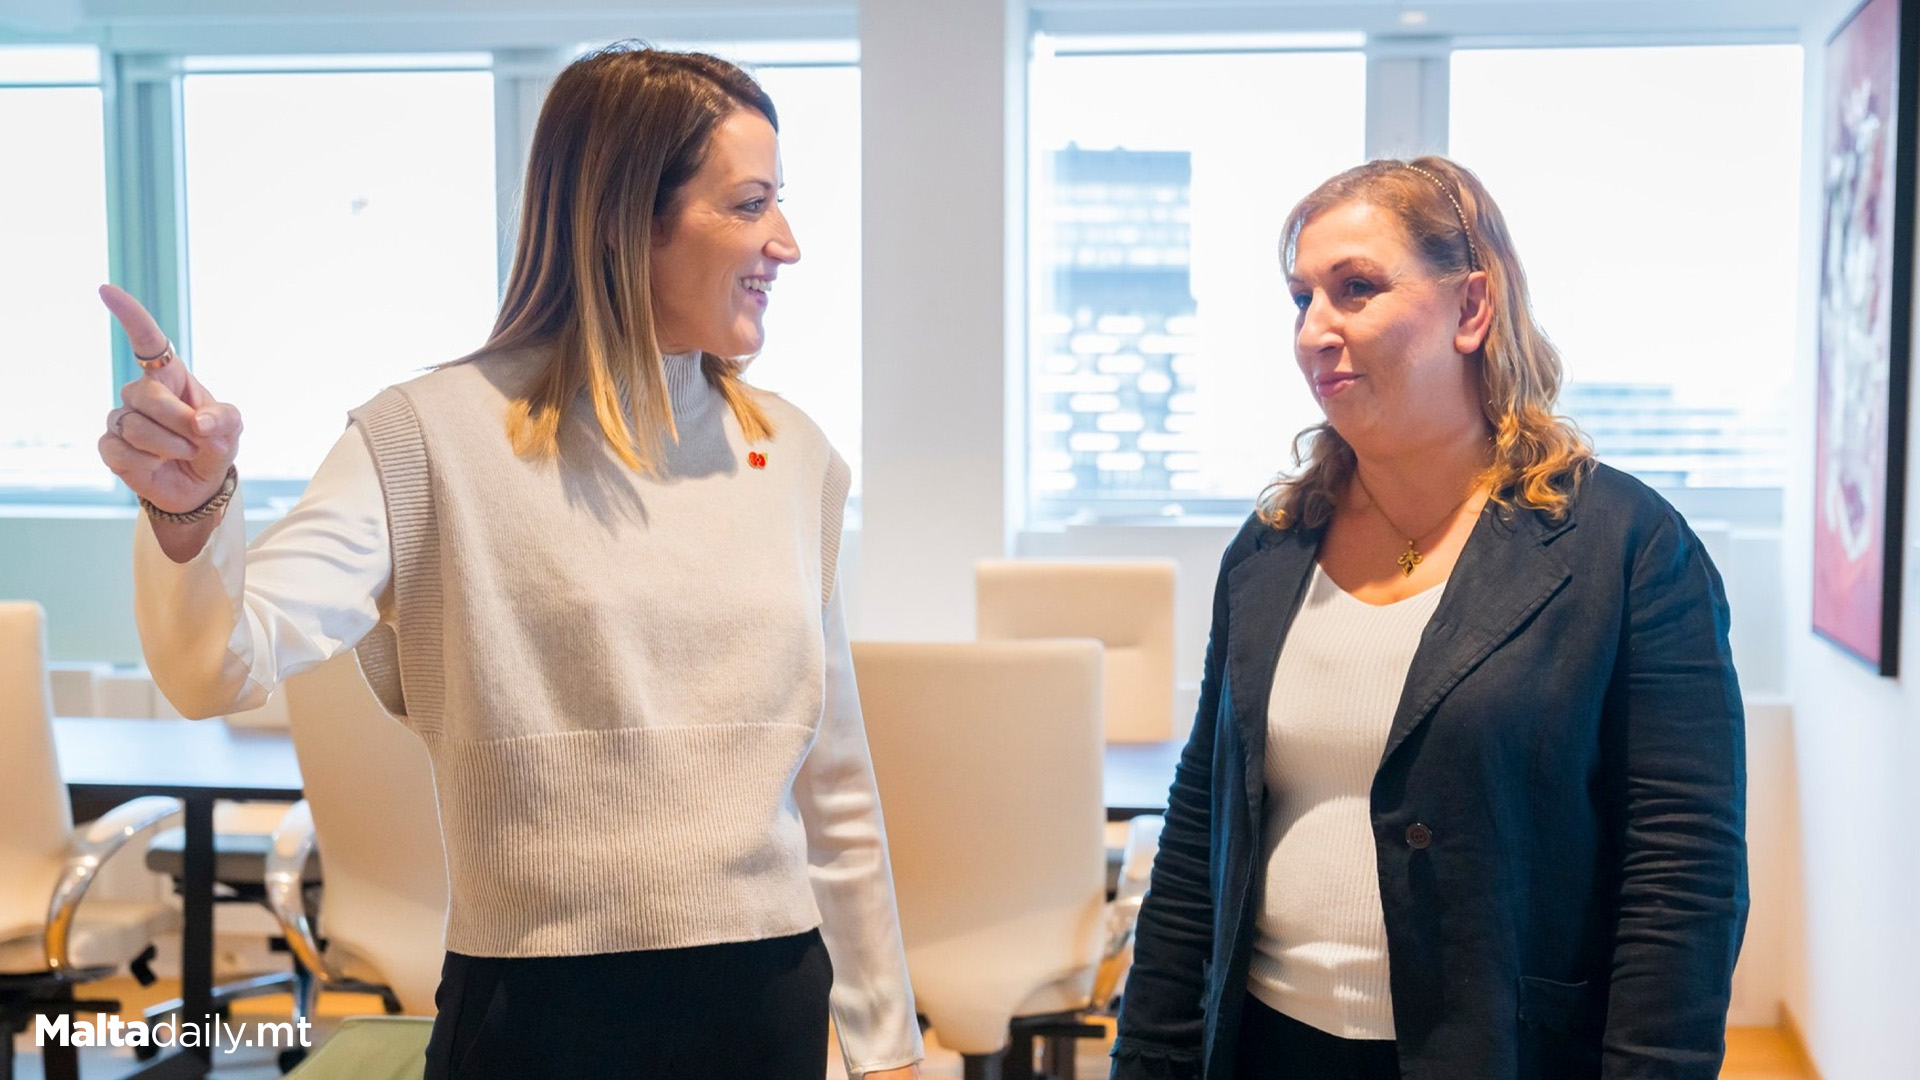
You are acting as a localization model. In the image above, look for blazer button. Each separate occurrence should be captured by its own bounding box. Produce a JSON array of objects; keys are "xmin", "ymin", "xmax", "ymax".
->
[{"xmin": 1405, "ymin": 823, "xmax": 1433, "ymax": 849}]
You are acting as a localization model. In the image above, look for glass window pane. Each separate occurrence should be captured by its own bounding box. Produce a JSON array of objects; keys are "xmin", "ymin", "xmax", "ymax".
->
[
  {"xmin": 181, "ymin": 69, "xmax": 498, "ymax": 494},
  {"xmin": 735, "ymin": 63, "xmax": 863, "ymax": 495},
  {"xmin": 1450, "ymin": 45, "xmax": 1803, "ymax": 491},
  {"xmin": 0, "ymin": 83, "xmax": 112, "ymax": 494},
  {"xmin": 1028, "ymin": 46, "xmax": 1366, "ymax": 524}
]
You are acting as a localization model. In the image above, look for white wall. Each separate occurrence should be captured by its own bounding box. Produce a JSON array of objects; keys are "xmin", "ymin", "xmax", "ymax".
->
[
  {"xmin": 0, "ymin": 0, "xmax": 75, "ymax": 32},
  {"xmin": 1779, "ymin": 2, "xmax": 1920, "ymax": 1075}
]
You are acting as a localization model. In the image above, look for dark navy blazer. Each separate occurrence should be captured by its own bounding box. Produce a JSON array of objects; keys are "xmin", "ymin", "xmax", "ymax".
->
[{"xmin": 1111, "ymin": 464, "xmax": 1748, "ymax": 1080}]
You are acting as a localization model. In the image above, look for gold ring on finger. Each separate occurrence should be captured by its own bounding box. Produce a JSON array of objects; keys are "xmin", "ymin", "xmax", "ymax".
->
[{"xmin": 135, "ymin": 340, "xmax": 176, "ymax": 372}]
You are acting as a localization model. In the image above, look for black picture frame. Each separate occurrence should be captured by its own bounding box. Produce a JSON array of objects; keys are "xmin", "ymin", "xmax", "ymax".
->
[{"xmin": 1813, "ymin": 0, "xmax": 1916, "ymax": 677}]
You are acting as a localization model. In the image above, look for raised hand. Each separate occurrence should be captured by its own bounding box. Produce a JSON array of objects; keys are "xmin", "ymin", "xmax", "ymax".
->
[{"xmin": 96, "ymin": 284, "xmax": 244, "ymax": 518}]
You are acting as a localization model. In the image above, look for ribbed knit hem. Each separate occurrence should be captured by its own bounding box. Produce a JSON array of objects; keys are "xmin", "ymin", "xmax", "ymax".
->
[
  {"xmin": 425, "ymin": 722, "xmax": 826, "ymax": 957},
  {"xmin": 349, "ymin": 389, "xmax": 445, "ymax": 726}
]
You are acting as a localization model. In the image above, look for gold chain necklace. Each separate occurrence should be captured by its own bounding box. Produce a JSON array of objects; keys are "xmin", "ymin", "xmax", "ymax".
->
[{"xmin": 1351, "ymin": 471, "xmax": 1486, "ymax": 578}]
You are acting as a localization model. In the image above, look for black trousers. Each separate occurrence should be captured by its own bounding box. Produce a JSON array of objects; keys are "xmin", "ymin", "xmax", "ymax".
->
[
  {"xmin": 423, "ymin": 929, "xmax": 833, "ymax": 1080},
  {"xmin": 1233, "ymin": 995, "xmax": 1401, "ymax": 1080}
]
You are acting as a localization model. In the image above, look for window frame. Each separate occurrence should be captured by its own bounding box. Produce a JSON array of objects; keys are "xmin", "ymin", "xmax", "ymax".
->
[
  {"xmin": 0, "ymin": 23, "xmax": 859, "ymax": 510},
  {"xmin": 1017, "ymin": 20, "xmax": 1803, "ymax": 533},
  {"xmin": 0, "ymin": 43, "xmax": 120, "ymax": 504}
]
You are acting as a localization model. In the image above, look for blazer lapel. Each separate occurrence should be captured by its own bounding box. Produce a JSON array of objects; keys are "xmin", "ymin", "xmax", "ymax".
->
[
  {"xmin": 1381, "ymin": 505, "xmax": 1573, "ymax": 764},
  {"xmin": 1225, "ymin": 526, "xmax": 1321, "ymax": 814}
]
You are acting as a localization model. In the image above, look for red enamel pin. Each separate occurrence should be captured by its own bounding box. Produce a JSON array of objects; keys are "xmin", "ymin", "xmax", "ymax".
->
[{"xmin": 747, "ymin": 452, "xmax": 768, "ymax": 469}]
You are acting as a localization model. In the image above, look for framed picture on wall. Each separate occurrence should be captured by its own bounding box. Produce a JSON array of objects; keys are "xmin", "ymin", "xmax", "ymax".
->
[{"xmin": 1814, "ymin": 0, "xmax": 1916, "ymax": 677}]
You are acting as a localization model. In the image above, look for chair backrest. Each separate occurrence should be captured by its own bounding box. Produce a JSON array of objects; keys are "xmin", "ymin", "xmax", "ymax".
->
[
  {"xmin": 853, "ymin": 639, "xmax": 1107, "ymax": 1054},
  {"xmin": 975, "ymin": 559, "xmax": 1176, "ymax": 741},
  {"xmin": 0, "ymin": 602, "xmax": 75, "ymax": 933},
  {"xmin": 281, "ymin": 651, "xmax": 448, "ymax": 1013}
]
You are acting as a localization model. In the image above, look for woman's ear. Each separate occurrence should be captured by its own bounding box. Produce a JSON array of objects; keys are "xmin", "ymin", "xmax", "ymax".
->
[{"xmin": 1456, "ymin": 270, "xmax": 1492, "ymax": 355}]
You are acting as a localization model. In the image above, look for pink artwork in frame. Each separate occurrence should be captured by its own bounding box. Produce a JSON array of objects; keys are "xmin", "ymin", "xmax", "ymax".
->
[{"xmin": 1814, "ymin": 0, "xmax": 1914, "ymax": 676}]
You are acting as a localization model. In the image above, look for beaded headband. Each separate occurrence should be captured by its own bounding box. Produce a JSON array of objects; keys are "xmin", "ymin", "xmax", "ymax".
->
[{"xmin": 1404, "ymin": 164, "xmax": 1481, "ymax": 271}]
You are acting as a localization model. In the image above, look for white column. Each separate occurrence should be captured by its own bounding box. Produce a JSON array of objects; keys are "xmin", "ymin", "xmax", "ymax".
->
[{"xmin": 857, "ymin": 0, "xmax": 1027, "ymax": 640}]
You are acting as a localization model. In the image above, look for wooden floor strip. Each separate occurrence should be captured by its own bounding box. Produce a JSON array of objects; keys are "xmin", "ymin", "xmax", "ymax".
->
[{"xmin": 7, "ymin": 977, "xmax": 1814, "ymax": 1079}]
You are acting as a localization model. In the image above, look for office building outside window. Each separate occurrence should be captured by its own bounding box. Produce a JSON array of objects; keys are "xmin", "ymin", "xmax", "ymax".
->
[
  {"xmin": 1450, "ymin": 45, "xmax": 1803, "ymax": 498},
  {"xmin": 1028, "ymin": 40, "xmax": 1366, "ymax": 525}
]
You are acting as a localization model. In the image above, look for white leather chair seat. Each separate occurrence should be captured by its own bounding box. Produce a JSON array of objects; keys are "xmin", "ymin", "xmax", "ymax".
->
[{"xmin": 0, "ymin": 900, "xmax": 177, "ymax": 974}]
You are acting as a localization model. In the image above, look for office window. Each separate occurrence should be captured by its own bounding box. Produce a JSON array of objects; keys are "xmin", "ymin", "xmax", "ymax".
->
[
  {"xmin": 1, "ymin": 47, "xmax": 111, "ymax": 496},
  {"xmin": 1450, "ymin": 45, "xmax": 1803, "ymax": 492},
  {"xmin": 1027, "ymin": 38, "xmax": 1366, "ymax": 524},
  {"xmin": 181, "ymin": 62, "xmax": 498, "ymax": 497}
]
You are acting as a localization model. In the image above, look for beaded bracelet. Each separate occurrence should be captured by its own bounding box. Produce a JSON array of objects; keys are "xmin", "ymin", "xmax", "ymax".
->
[{"xmin": 141, "ymin": 465, "xmax": 238, "ymax": 525}]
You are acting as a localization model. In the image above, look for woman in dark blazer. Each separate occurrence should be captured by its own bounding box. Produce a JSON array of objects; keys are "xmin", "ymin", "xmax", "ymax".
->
[{"xmin": 1111, "ymin": 157, "xmax": 1746, "ymax": 1080}]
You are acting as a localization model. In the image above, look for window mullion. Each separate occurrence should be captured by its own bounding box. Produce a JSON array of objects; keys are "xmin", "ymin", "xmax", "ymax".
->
[
  {"xmin": 105, "ymin": 52, "xmax": 188, "ymax": 386},
  {"xmin": 488, "ymin": 48, "xmax": 569, "ymax": 292},
  {"xmin": 1364, "ymin": 34, "xmax": 1450, "ymax": 160}
]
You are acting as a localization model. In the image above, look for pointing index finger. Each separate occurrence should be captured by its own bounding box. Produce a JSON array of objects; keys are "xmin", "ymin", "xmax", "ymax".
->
[{"xmin": 98, "ymin": 284, "xmax": 172, "ymax": 362}]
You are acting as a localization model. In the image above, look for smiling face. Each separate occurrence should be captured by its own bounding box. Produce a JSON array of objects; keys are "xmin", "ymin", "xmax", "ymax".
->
[
  {"xmin": 1287, "ymin": 199, "xmax": 1491, "ymax": 458},
  {"xmin": 649, "ymin": 108, "xmax": 800, "ymax": 358}
]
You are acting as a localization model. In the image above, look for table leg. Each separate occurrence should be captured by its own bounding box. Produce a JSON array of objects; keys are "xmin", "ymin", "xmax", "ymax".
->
[
  {"xmin": 179, "ymin": 795, "xmax": 215, "ymax": 1065},
  {"xmin": 110, "ymin": 795, "xmax": 214, "ymax": 1079}
]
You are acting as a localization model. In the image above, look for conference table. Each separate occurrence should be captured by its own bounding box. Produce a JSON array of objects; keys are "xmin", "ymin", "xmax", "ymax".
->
[
  {"xmin": 55, "ymin": 716, "xmax": 303, "ymax": 1080},
  {"xmin": 1102, "ymin": 738, "xmax": 1183, "ymax": 820}
]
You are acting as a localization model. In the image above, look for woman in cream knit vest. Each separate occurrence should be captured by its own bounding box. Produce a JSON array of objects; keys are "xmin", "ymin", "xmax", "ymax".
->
[{"xmin": 97, "ymin": 44, "xmax": 921, "ymax": 1080}]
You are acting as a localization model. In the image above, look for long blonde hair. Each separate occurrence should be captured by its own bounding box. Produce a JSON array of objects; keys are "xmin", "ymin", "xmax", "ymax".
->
[
  {"xmin": 475, "ymin": 43, "xmax": 775, "ymax": 472},
  {"xmin": 1258, "ymin": 155, "xmax": 1592, "ymax": 529}
]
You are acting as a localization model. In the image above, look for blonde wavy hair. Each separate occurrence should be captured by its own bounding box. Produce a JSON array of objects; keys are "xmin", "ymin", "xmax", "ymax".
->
[
  {"xmin": 1257, "ymin": 155, "xmax": 1593, "ymax": 529},
  {"xmin": 471, "ymin": 43, "xmax": 775, "ymax": 473}
]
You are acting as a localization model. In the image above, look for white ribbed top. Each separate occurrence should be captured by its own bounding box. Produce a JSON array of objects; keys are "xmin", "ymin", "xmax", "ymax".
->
[{"xmin": 1247, "ymin": 562, "xmax": 1444, "ymax": 1039}]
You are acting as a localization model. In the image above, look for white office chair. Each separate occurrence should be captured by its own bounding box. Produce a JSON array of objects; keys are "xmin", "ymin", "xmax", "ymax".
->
[
  {"xmin": 265, "ymin": 650, "xmax": 448, "ymax": 1029},
  {"xmin": 0, "ymin": 602, "xmax": 181, "ymax": 1080},
  {"xmin": 854, "ymin": 639, "xmax": 1130, "ymax": 1080},
  {"xmin": 974, "ymin": 560, "xmax": 1177, "ymax": 743}
]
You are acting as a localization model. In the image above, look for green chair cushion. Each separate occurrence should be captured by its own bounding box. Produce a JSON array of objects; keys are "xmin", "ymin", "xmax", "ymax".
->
[{"xmin": 284, "ymin": 1016, "xmax": 434, "ymax": 1080}]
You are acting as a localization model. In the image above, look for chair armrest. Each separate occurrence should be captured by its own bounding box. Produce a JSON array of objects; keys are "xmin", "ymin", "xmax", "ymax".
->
[
  {"xmin": 1091, "ymin": 892, "xmax": 1145, "ymax": 1011},
  {"xmin": 1116, "ymin": 814, "xmax": 1163, "ymax": 901},
  {"xmin": 45, "ymin": 795, "xmax": 184, "ymax": 973},
  {"xmin": 265, "ymin": 800, "xmax": 338, "ymax": 982},
  {"xmin": 1090, "ymin": 813, "xmax": 1165, "ymax": 1011}
]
